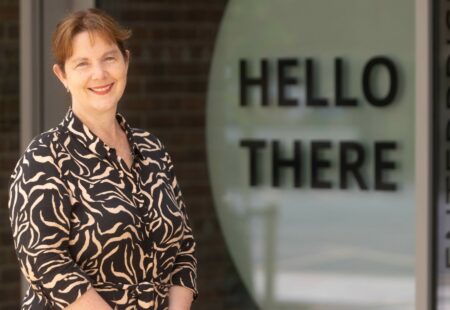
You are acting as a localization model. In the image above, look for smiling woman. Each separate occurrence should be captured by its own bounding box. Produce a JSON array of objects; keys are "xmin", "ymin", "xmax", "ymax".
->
[
  {"xmin": 8, "ymin": 8, "xmax": 197, "ymax": 310},
  {"xmin": 53, "ymin": 32, "xmax": 129, "ymax": 114},
  {"xmin": 53, "ymin": 31, "xmax": 131, "ymax": 167}
]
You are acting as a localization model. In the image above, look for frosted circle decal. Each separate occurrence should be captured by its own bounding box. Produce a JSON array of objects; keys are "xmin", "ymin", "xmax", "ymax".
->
[{"xmin": 206, "ymin": 0, "xmax": 415, "ymax": 308}]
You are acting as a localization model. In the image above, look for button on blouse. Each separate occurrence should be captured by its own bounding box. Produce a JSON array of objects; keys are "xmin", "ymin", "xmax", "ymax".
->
[{"xmin": 8, "ymin": 108, "xmax": 198, "ymax": 309}]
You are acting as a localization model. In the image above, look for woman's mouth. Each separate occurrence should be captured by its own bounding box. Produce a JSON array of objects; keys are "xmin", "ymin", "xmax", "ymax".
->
[{"xmin": 88, "ymin": 83, "xmax": 114, "ymax": 95}]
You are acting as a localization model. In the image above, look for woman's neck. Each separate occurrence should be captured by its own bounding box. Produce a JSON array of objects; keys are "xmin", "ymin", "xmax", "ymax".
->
[{"xmin": 71, "ymin": 105, "xmax": 121, "ymax": 146}]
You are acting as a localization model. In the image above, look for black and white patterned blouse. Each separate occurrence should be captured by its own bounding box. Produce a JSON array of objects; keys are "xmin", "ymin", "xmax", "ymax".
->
[{"xmin": 8, "ymin": 108, "xmax": 198, "ymax": 309}]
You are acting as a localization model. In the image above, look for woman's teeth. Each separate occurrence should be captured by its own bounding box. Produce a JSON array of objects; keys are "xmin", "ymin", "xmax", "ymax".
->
[{"xmin": 89, "ymin": 83, "xmax": 113, "ymax": 94}]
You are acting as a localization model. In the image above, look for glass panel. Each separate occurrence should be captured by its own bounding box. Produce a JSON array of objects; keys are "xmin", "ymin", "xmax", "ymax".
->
[{"xmin": 207, "ymin": 0, "xmax": 415, "ymax": 309}]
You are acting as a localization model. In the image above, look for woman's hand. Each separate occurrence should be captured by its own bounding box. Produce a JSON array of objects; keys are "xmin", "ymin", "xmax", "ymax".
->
[
  {"xmin": 168, "ymin": 285, "xmax": 194, "ymax": 310},
  {"xmin": 65, "ymin": 287, "xmax": 113, "ymax": 310}
]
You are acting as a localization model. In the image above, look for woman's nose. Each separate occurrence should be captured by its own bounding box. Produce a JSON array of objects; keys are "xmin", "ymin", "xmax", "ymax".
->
[{"xmin": 91, "ymin": 63, "xmax": 107, "ymax": 79}]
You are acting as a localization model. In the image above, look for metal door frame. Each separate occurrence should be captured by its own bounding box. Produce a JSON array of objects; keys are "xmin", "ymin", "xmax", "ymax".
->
[{"xmin": 19, "ymin": 0, "xmax": 95, "ymax": 296}]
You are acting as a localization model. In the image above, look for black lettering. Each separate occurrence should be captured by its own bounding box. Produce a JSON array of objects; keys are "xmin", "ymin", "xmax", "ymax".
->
[
  {"xmin": 240, "ymin": 139, "xmax": 267, "ymax": 186},
  {"xmin": 311, "ymin": 141, "xmax": 332, "ymax": 188},
  {"xmin": 446, "ymin": 247, "xmax": 450, "ymax": 268},
  {"xmin": 447, "ymin": 119, "xmax": 450, "ymax": 141},
  {"xmin": 447, "ymin": 10, "xmax": 450, "ymax": 30},
  {"xmin": 374, "ymin": 142, "xmax": 397, "ymax": 191},
  {"xmin": 446, "ymin": 176, "xmax": 450, "ymax": 204},
  {"xmin": 272, "ymin": 140, "xmax": 302, "ymax": 187},
  {"xmin": 240, "ymin": 59, "xmax": 269, "ymax": 106},
  {"xmin": 339, "ymin": 141, "xmax": 368, "ymax": 190},
  {"xmin": 447, "ymin": 87, "xmax": 450, "ymax": 108},
  {"xmin": 447, "ymin": 55, "xmax": 450, "ymax": 77},
  {"xmin": 306, "ymin": 58, "xmax": 329, "ymax": 107},
  {"xmin": 447, "ymin": 149, "xmax": 450, "ymax": 171},
  {"xmin": 278, "ymin": 58, "xmax": 299, "ymax": 106},
  {"xmin": 363, "ymin": 57, "xmax": 398, "ymax": 107},
  {"xmin": 335, "ymin": 58, "xmax": 358, "ymax": 107}
]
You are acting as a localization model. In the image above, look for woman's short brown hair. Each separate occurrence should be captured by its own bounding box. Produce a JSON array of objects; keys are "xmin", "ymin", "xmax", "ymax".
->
[{"xmin": 52, "ymin": 8, "xmax": 131, "ymax": 71}]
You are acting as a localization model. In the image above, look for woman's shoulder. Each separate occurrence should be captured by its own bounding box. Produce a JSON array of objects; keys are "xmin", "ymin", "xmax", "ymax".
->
[
  {"xmin": 12, "ymin": 127, "xmax": 62, "ymax": 176},
  {"xmin": 130, "ymin": 127, "xmax": 167, "ymax": 151},
  {"xmin": 23, "ymin": 127, "xmax": 61, "ymax": 157},
  {"xmin": 9, "ymin": 128, "xmax": 63, "ymax": 190}
]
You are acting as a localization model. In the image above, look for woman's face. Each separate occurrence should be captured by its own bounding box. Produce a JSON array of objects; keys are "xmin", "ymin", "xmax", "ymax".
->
[{"xmin": 53, "ymin": 31, "xmax": 129, "ymax": 115}]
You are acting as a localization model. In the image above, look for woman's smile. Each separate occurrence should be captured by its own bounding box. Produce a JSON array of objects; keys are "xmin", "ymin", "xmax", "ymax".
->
[
  {"xmin": 53, "ymin": 31, "xmax": 129, "ymax": 115},
  {"xmin": 88, "ymin": 83, "xmax": 114, "ymax": 95}
]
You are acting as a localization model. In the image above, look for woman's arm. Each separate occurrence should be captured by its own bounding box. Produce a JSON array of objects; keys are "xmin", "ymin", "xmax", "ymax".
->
[
  {"xmin": 65, "ymin": 288, "xmax": 112, "ymax": 310},
  {"xmin": 161, "ymin": 144, "xmax": 198, "ymax": 305},
  {"xmin": 168, "ymin": 285, "xmax": 194, "ymax": 310},
  {"xmin": 8, "ymin": 140, "xmax": 108, "ymax": 309}
]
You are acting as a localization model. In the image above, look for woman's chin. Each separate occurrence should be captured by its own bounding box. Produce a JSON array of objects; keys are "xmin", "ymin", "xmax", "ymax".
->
[{"xmin": 73, "ymin": 100, "xmax": 118, "ymax": 115}]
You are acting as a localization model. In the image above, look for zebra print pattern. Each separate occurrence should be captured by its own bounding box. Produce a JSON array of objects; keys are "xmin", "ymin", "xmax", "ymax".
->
[{"xmin": 8, "ymin": 108, "xmax": 197, "ymax": 309}]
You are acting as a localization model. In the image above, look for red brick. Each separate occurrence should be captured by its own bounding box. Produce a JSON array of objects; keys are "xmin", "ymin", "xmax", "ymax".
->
[
  {"xmin": 176, "ymin": 112, "xmax": 205, "ymax": 127},
  {"xmin": 0, "ymin": 266, "xmax": 19, "ymax": 282},
  {"xmin": 0, "ymin": 5, "xmax": 18, "ymax": 21},
  {"xmin": 0, "ymin": 0, "xmax": 20, "ymax": 307},
  {"xmin": 7, "ymin": 23, "xmax": 18, "ymax": 39},
  {"xmin": 0, "ymin": 247, "xmax": 18, "ymax": 265},
  {"xmin": 0, "ymin": 283, "xmax": 21, "ymax": 302},
  {"xmin": 121, "ymin": 9, "xmax": 182, "ymax": 22}
]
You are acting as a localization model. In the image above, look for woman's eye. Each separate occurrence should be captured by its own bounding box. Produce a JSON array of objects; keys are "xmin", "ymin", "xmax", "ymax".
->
[
  {"xmin": 105, "ymin": 57, "xmax": 116, "ymax": 62},
  {"xmin": 76, "ymin": 62, "xmax": 88, "ymax": 68}
]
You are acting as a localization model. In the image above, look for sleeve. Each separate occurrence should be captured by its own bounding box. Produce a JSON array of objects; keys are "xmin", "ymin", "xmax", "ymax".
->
[
  {"xmin": 162, "ymin": 145, "xmax": 198, "ymax": 299},
  {"xmin": 8, "ymin": 142, "xmax": 93, "ymax": 309}
]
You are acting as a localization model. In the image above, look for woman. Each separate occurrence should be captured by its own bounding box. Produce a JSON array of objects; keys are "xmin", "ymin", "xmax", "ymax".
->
[{"xmin": 8, "ymin": 8, "xmax": 197, "ymax": 310}]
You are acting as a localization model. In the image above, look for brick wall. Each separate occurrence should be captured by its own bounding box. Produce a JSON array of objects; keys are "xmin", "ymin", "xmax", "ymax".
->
[
  {"xmin": 0, "ymin": 0, "xmax": 21, "ymax": 309},
  {"xmin": 98, "ymin": 1, "xmax": 258, "ymax": 309}
]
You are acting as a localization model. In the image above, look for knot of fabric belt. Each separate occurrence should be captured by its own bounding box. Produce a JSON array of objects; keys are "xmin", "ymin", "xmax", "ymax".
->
[
  {"xmin": 95, "ymin": 279, "xmax": 171, "ymax": 298},
  {"xmin": 125, "ymin": 281, "xmax": 170, "ymax": 296}
]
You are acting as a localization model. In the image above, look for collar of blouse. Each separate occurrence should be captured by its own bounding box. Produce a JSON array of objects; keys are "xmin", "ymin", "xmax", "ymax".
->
[{"xmin": 58, "ymin": 107, "xmax": 144, "ymax": 161}]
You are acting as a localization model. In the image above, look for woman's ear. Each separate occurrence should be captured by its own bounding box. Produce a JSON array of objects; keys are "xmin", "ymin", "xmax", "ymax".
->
[
  {"xmin": 125, "ymin": 50, "xmax": 130, "ymax": 64},
  {"xmin": 52, "ymin": 64, "xmax": 67, "ymax": 88},
  {"xmin": 124, "ymin": 50, "xmax": 130, "ymax": 71}
]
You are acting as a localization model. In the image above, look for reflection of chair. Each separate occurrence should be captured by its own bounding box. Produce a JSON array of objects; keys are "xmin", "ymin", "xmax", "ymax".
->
[{"xmin": 247, "ymin": 204, "xmax": 278, "ymax": 310}]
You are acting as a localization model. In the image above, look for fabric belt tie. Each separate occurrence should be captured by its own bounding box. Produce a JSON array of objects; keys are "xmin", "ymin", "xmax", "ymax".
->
[{"xmin": 94, "ymin": 279, "xmax": 171, "ymax": 309}]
